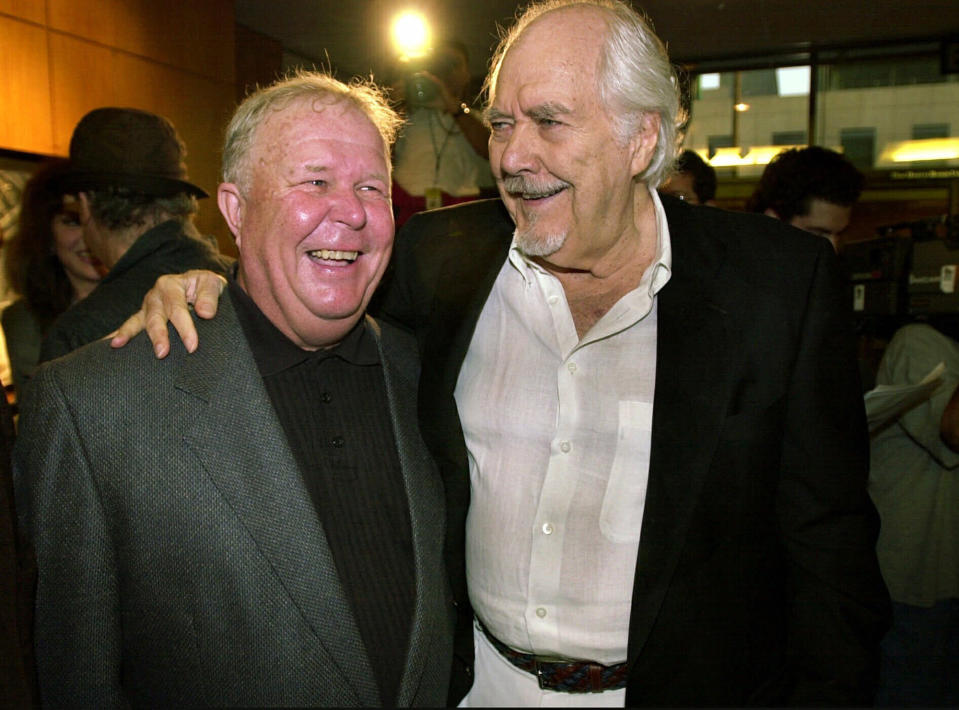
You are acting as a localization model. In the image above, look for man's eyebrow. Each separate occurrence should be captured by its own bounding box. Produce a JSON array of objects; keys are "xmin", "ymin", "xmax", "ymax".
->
[
  {"xmin": 528, "ymin": 102, "xmax": 572, "ymax": 121},
  {"xmin": 485, "ymin": 102, "xmax": 573, "ymax": 125},
  {"xmin": 484, "ymin": 107, "xmax": 511, "ymax": 124},
  {"xmin": 302, "ymin": 164, "xmax": 390, "ymax": 184}
]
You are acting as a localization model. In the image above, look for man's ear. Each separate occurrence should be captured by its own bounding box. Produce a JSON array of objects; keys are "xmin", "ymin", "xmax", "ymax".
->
[
  {"xmin": 629, "ymin": 112, "xmax": 661, "ymax": 178},
  {"xmin": 217, "ymin": 183, "xmax": 244, "ymax": 248},
  {"xmin": 763, "ymin": 207, "xmax": 782, "ymax": 220}
]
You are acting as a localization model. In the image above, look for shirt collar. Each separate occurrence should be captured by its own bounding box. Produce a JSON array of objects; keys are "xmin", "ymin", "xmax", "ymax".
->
[
  {"xmin": 227, "ymin": 275, "xmax": 379, "ymax": 377},
  {"xmin": 101, "ymin": 219, "xmax": 181, "ymax": 284},
  {"xmin": 645, "ymin": 186, "xmax": 673, "ymax": 296},
  {"xmin": 506, "ymin": 184, "xmax": 673, "ymax": 295}
]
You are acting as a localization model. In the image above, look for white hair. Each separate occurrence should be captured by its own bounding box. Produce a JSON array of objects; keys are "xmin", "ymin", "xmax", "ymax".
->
[{"xmin": 484, "ymin": 0, "xmax": 684, "ymax": 187}]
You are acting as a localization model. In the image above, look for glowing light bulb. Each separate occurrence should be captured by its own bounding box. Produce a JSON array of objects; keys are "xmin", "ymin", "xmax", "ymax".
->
[{"xmin": 392, "ymin": 11, "xmax": 431, "ymax": 59}]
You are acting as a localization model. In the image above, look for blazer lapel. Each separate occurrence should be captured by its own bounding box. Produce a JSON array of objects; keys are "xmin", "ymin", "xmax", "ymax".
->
[
  {"xmin": 372, "ymin": 318, "xmax": 449, "ymax": 706},
  {"xmin": 628, "ymin": 203, "xmax": 737, "ymax": 661},
  {"xmin": 417, "ymin": 216, "xmax": 513, "ymax": 556},
  {"xmin": 174, "ymin": 302, "xmax": 380, "ymax": 706},
  {"xmin": 417, "ymin": 206, "xmax": 514, "ymax": 415}
]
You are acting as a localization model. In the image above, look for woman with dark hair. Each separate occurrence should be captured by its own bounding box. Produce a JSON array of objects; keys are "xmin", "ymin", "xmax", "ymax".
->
[{"xmin": 2, "ymin": 159, "xmax": 102, "ymax": 396}]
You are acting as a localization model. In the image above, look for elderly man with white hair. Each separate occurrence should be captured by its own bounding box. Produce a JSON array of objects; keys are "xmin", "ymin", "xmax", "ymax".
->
[{"xmin": 113, "ymin": 1, "xmax": 890, "ymax": 706}]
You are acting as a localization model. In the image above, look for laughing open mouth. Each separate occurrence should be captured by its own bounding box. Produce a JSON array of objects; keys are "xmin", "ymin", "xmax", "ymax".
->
[
  {"xmin": 518, "ymin": 185, "xmax": 566, "ymax": 200},
  {"xmin": 307, "ymin": 249, "xmax": 358, "ymax": 263},
  {"xmin": 500, "ymin": 175, "xmax": 571, "ymax": 201}
]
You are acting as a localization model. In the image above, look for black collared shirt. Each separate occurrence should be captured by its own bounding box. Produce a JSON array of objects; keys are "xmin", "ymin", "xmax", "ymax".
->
[{"xmin": 228, "ymin": 278, "xmax": 414, "ymax": 705}]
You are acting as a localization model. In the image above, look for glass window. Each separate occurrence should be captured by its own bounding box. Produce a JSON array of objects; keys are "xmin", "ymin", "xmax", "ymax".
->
[
  {"xmin": 741, "ymin": 69, "xmax": 778, "ymax": 97},
  {"xmin": 816, "ymin": 55, "xmax": 959, "ymax": 171},
  {"xmin": 686, "ymin": 67, "xmax": 810, "ymax": 177},
  {"xmin": 840, "ymin": 127, "xmax": 877, "ymax": 169},
  {"xmin": 776, "ymin": 66, "xmax": 811, "ymax": 97},
  {"xmin": 820, "ymin": 56, "xmax": 945, "ymax": 90},
  {"xmin": 683, "ymin": 47, "xmax": 959, "ymax": 177},
  {"xmin": 773, "ymin": 130, "xmax": 807, "ymax": 145},
  {"xmin": 913, "ymin": 123, "xmax": 950, "ymax": 140}
]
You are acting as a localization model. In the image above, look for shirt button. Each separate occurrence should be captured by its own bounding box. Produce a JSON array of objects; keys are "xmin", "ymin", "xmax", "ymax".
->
[
  {"xmin": 320, "ymin": 392, "xmax": 332, "ymax": 403},
  {"xmin": 547, "ymin": 295, "xmax": 559, "ymax": 305},
  {"xmin": 559, "ymin": 440, "xmax": 571, "ymax": 453},
  {"xmin": 567, "ymin": 362, "xmax": 577, "ymax": 373},
  {"xmin": 331, "ymin": 436, "xmax": 345, "ymax": 448},
  {"xmin": 542, "ymin": 522, "xmax": 553, "ymax": 535},
  {"xmin": 536, "ymin": 607, "xmax": 547, "ymax": 618}
]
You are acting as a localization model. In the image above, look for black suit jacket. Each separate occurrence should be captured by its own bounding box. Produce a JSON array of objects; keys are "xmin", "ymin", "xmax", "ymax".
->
[{"xmin": 377, "ymin": 195, "xmax": 890, "ymax": 706}]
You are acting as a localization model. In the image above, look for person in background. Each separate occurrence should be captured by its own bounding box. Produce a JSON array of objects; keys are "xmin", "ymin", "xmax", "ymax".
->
[
  {"xmin": 38, "ymin": 108, "xmax": 229, "ymax": 364},
  {"xmin": 390, "ymin": 39, "xmax": 495, "ymax": 228},
  {"xmin": 868, "ymin": 322, "xmax": 959, "ymax": 707},
  {"xmin": 14, "ymin": 72, "xmax": 451, "ymax": 707},
  {"xmin": 746, "ymin": 145, "xmax": 864, "ymax": 250},
  {"xmin": 659, "ymin": 149, "xmax": 717, "ymax": 205},
  {"xmin": 2, "ymin": 159, "xmax": 103, "ymax": 396},
  {"xmin": 111, "ymin": 1, "xmax": 890, "ymax": 705}
]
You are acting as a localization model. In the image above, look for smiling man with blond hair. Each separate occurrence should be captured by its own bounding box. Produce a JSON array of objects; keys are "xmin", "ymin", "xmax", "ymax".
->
[{"xmin": 15, "ymin": 71, "xmax": 452, "ymax": 707}]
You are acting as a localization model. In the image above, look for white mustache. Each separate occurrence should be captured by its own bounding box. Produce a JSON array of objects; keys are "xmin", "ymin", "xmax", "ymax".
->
[{"xmin": 500, "ymin": 175, "xmax": 570, "ymax": 198}]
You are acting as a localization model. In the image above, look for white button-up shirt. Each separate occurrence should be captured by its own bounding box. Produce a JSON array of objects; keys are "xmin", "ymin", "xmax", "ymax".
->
[{"xmin": 456, "ymin": 188, "xmax": 672, "ymax": 666}]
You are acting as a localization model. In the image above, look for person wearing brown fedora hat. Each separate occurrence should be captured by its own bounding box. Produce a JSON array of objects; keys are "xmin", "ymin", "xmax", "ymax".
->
[{"xmin": 37, "ymin": 107, "xmax": 230, "ymax": 362}]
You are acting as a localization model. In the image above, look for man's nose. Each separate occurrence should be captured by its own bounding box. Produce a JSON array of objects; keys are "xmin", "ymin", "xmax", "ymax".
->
[
  {"xmin": 496, "ymin": 124, "xmax": 537, "ymax": 176},
  {"xmin": 330, "ymin": 188, "xmax": 367, "ymax": 229}
]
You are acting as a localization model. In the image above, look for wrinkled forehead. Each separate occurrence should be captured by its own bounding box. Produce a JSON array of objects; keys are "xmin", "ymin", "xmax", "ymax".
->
[
  {"xmin": 489, "ymin": 6, "xmax": 607, "ymax": 107},
  {"xmin": 259, "ymin": 96, "xmax": 348, "ymax": 137},
  {"xmin": 258, "ymin": 97, "xmax": 387, "ymax": 158}
]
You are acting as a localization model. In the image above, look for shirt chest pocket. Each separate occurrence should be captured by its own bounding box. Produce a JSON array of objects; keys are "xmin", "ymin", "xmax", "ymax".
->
[{"xmin": 600, "ymin": 400, "xmax": 654, "ymax": 544}]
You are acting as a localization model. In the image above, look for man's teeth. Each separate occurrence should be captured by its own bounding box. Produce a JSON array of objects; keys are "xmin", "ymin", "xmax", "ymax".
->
[
  {"xmin": 521, "ymin": 187, "xmax": 564, "ymax": 200},
  {"xmin": 308, "ymin": 249, "xmax": 358, "ymax": 261}
]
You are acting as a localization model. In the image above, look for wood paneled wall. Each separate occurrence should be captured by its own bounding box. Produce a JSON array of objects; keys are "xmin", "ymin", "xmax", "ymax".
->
[
  {"xmin": 0, "ymin": 0, "xmax": 238, "ymax": 253},
  {"xmin": 234, "ymin": 23, "xmax": 283, "ymax": 105}
]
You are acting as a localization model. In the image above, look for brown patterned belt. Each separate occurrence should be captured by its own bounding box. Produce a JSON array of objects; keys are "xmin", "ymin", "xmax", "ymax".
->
[{"xmin": 478, "ymin": 620, "xmax": 629, "ymax": 693}]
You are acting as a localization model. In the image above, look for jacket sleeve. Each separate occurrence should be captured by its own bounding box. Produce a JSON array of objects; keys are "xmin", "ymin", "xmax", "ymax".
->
[
  {"xmin": 13, "ymin": 365, "xmax": 128, "ymax": 708},
  {"xmin": 777, "ymin": 241, "xmax": 891, "ymax": 704}
]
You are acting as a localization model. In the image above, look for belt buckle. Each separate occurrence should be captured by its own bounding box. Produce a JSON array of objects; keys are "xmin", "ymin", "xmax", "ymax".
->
[
  {"xmin": 534, "ymin": 658, "xmax": 606, "ymax": 693},
  {"xmin": 534, "ymin": 659, "xmax": 549, "ymax": 691}
]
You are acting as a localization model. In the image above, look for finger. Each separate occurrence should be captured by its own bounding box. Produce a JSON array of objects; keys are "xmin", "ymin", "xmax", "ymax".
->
[
  {"xmin": 138, "ymin": 276, "xmax": 182, "ymax": 357},
  {"xmin": 192, "ymin": 273, "xmax": 227, "ymax": 319},
  {"xmin": 168, "ymin": 304, "xmax": 198, "ymax": 354},
  {"xmin": 108, "ymin": 310, "xmax": 146, "ymax": 348},
  {"xmin": 143, "ymin": 307, "xmax": 174, "ymax": 358},
  {"xmin": 156, "ymin": 279, "xmax": 197, "ymax": 354}
]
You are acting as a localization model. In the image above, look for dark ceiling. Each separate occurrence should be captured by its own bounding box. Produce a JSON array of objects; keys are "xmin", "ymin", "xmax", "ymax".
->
[{"xmin": 235, "ymin": 0, "xmax": 959, "ymax": 80}]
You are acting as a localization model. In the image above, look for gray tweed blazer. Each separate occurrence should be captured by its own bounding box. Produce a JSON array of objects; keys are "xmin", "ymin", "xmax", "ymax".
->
[{"xmin": 14, "ymin": 297, "xmax": 453, "ymax": 707}]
